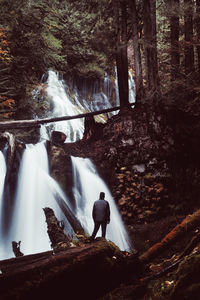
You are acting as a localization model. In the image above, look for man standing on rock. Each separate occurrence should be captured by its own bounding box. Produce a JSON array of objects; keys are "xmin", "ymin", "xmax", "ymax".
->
[{"xmin": 91, "ymin": 192, "xmax": 110, "ymax": 240}]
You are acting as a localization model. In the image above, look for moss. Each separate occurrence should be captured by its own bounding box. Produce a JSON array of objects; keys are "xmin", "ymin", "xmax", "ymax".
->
[{"xmin": 169, "ymin": 253, "xmax": 200, "ymax": 299}]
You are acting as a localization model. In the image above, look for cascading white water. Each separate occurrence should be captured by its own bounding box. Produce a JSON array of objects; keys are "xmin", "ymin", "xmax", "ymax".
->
[
  {"xmin": 0, "ymin": 151, "xmax": 6, "ymax": 209},
  {"xmin": 42, "ymin": 69, "xmax": 136, "ymax": 142},
  {"xmin": 2, "ymin": 142, "xmax": 74, "ymax": 259},
  {"xmin": 0, "ymin": 69, "xmax": 135, "ymax": 260},
  {"xmin": 0, "ymin": 151, "xmax": 7, "ymax": 259},
  {"xmin": 40, "ymin": 70, "xmax": 85, "ymax": 142},
  {"xmin": 71, "ymin": 157, "xmax": 130, "ymax": 251},
  {"xmin": 44, "ymin": 70, "xmax": 133, "ymax": 250}
]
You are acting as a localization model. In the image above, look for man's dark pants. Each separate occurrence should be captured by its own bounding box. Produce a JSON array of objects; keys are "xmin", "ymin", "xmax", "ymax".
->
[{"xmin": 91, "ymin": 221, "xmax": 107, "ymax": 239}]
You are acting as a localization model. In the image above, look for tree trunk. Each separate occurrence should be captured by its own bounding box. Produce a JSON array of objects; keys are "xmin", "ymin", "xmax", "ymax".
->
[
  {"xmin": 184, "ymin": 0, "xmax": 194, "ymax": 75},
  {"xmin": 170, "ymin": 0, "xmax": 180, "ymax": 81},
  {"xmin": 114, "ymin": 0, "xmax": 130, "ymax": 110},
  {"xmin": 143, "ymin": 0, "xmax": 159, "ymax": 95},
  {"xmin": 139, "ymin": 209, "xmax": 200, "ymax": 263},
  {"xmin": 43, "ymin": 207, "xmax": 71, "ymax": 252},
  {"xmin": 131, "ymin": 0, "xmax": 143, "ymax": 102},
  {"xmin": 195, "ymin": 0, "xmax": 200, "ymax": 73}
]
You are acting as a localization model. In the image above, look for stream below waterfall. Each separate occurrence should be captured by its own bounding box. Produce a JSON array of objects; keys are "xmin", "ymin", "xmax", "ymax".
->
[{"xmin": 0, "ymin": 70, "xmax": 135, "ymax": 260}]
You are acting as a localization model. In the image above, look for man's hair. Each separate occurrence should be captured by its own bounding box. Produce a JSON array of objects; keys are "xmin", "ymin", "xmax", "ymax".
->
[{"xmin": 100, "ymin": 192, "xmax": 105, "ymax": 199}]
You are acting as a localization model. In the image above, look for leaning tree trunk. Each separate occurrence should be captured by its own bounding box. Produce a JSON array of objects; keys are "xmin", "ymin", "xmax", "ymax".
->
[
  {"xmin": 43, "ymin": 207, "xmax": 71, "ymax": 252},
  {"xmin": 54, "ymin": 193, "xmax": 85, "ymax": 236},
  {"xmin": 139, "ymin": 209, "xmax": 200, "ymax": 263},
  {"xmin": 170, "ymin": 0, "xmax": 180, "ymax": 81},
  {"xmin": 184, "ymin": 0, "xmax": 194, "ymax": 75}
]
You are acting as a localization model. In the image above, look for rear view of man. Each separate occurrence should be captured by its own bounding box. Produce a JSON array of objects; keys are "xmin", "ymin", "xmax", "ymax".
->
[{"xmin": 91, "ymin": 192, "xmax": 110, "ymax": 240}]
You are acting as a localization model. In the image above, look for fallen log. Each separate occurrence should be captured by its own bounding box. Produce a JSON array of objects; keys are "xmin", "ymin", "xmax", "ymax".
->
[
  {"xmin": 0, "ymin": 240, "xmax": 128, "ymax": 300},
  {"xmin": 140, "ymin": 209, "xmax": 200, "ymax": 263},
  {"xmin": 54, "ymin": 192, "xmax": 85, "ymax": 235},
  {"xmin": 0, "ymin": 104, "xmax": 134, "ymax": 130}
]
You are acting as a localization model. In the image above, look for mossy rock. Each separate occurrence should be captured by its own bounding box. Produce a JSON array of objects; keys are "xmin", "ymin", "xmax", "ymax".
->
[
  {"xmin": 149, "ymin": 252, "xmax": 200, "ymax": 300},
  {"xmin": 169, "ymin": 252, "xmax": 200, "ymax": 300}
]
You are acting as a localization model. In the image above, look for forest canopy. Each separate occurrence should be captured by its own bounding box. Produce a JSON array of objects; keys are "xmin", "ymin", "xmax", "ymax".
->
[{"xmin": 0, "ymin": 0, "xmax": 200, "ymax": 117}]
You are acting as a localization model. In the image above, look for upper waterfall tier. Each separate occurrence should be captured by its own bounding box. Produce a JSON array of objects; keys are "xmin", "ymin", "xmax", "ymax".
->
[{"xmin": 38, "ymin": 69, "xmax": 135, "ymax": 142}]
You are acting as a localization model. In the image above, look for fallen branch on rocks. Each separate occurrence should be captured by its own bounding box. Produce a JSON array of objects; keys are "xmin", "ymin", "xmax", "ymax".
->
[
  {"xmin": 139, "ymin": 209, "xmax": 200, "ymax": 263},
  {"xmin": 43, "ymin": 207, "xmax": 72, "ymax": 252},
  {"xmin": 54, "ymin": 193, "xmax": 85, "ymax": 235}
]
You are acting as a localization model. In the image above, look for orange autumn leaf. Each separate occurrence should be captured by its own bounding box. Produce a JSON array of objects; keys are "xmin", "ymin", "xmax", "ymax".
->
[{"xmin": 0, "ymin": 98, "xmax": 16, "ymax": 109}]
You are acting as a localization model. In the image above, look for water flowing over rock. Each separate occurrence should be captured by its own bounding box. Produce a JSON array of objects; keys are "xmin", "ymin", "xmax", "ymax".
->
[
  {"xmin": 0, "ymin": 152, "xmax": 6, "ymax": 206},
  {"xmin": 71, "ymin": 156, "xmax": 131, "ymax": 251},
  {"xmin": 0, "ymin": 70, "xmax": 134, "ymax": 260},
  {"xmin": 0, "ymin": 152, "xmax": 6, "ymax": 258},
  {"xmin": 2, "ymin": 142, "xmax": 75, "ymax": 259}
]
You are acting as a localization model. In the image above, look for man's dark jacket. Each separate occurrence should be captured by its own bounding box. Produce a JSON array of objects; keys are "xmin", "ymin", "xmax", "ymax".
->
[{"xmin": 92, "ymin": 199, "xmax": 110, "ymax": 223}]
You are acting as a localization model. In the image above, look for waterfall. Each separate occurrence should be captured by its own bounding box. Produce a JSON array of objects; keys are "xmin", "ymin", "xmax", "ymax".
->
[
  {"xmin": 40, "ymin": 70, "xmax": 85, "ymax": 142},
  {"xmin": 41, "ymin": 69, "xmax": 135, "ymax": 142},
  {"xmin": 71, "ymin": 157, "xmax": 130, "ymax": 251},
  {"xmin": 0, "ymin": 69, "xmax": 134, "ymax": 260},
  {"xmin": 0, "ymin": 142, "xmax": 74, "ymax": 259},
  {"xmin": 0, "ymin": 151, "xmax": 6, "ymax": 208},
  {"xmin": 0, "ymin": 152, "xmax": 7, "ymax": 259}
]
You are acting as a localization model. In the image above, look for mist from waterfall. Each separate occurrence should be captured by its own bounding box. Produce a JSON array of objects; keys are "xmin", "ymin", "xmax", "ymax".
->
[{"xmin": 71, "ymin": 157, "xmax": 130, "ymax": 250}]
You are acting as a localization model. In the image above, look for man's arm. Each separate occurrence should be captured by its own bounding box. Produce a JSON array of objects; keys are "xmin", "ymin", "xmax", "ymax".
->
[
  {"xmin": 92, "ymin": 203, "xmax": 96, "ymax": 221},
  {"xmin": 106, "ymin": 202, "xmax": 110, "ymax": 223}
]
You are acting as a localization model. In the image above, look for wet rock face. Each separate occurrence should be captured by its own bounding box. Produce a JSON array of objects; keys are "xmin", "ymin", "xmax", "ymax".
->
[
  {"xmin": 98, "ymin": 105, "xmax": 200, "ymax": 227},
  {"xmin": 93, "ymin": 106, "xmax": 175, "ymax": 225},
  {"xmin": 51, "ymin": 131, "xmax": 67, "ymax": 145},
  {"xmin": 46, "ymin": 142, "xmax": 77, "ymax": 208}
]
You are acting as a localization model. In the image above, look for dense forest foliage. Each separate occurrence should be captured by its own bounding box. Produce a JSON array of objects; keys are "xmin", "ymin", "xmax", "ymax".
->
[{"xmin": 0, "ymin": 0, "xmax": 200, "ymax": 118}]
